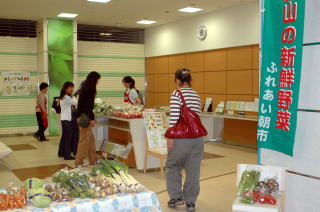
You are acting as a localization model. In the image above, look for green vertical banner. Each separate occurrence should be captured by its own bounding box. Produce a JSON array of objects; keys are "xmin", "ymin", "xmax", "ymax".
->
[
  {"xmin": 47, "ymin": 19, "xmax": 74, "ymax": 135},
  {"xmin": 258, "ymin": 0, "xmax": 305, "ymax": 156}
]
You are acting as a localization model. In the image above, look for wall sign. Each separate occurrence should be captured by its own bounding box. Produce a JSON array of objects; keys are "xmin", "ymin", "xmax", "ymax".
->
[
  {"xmin": 258, "ymin": 0, "xmax": 306, "ymax": 156},
  {"xmin": 2, "ymin": 72, "xmax": 30, "ymax": 96}
]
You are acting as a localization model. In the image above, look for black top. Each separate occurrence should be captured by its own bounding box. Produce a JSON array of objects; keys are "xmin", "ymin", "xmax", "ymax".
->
[{"xmin": 77, "ymin": 87, "xmax": 95, "ymax": 120}]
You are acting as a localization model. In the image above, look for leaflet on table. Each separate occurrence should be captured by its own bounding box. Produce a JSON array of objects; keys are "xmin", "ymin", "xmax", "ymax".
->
[
  {"xmin": 203, "ymin": 98, "xmax": 212, "ymax": 112},
  {"xmin": 215, "ymin": 101, "xmax": 225, "ymax": 114}
]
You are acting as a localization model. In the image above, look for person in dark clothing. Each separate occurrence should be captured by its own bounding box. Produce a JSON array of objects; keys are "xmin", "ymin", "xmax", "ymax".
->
[
  {"xmin": 75, "ymin": 71, "xmax": 101, "ymax": 167},
  {"xmin": 58, "ymin": 82, "xmax": 77, "ymax": 160},
  {"xmin": 33, "ymin": 83, "xmax": 49, "ymax": 141}
]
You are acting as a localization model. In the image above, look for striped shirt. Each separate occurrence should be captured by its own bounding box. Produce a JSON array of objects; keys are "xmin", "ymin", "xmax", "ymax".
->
[{"xmin": 169, "ymin": 88, "xmax": 201, "ymax": 127}]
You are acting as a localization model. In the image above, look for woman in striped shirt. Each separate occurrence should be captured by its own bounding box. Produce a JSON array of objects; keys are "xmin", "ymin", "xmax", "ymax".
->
[{"xmin": 166, "ymin": 68, "xmax": 204, "ymax": 212}]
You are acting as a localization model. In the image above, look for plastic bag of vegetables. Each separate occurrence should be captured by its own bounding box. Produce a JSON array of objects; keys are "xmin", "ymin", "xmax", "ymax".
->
[
  {"xmin": 28, "ymin": 187, "xmax": 52, "ymax": 208},
  {"xmin": 52, "ymin": 168, "xmax": 95, "ymax": 198},
  {"xmin": 236, "ymin": 169, "xmax": 261, "ymax": 196}
]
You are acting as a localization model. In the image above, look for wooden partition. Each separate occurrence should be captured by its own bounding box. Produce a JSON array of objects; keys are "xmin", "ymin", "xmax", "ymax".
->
[{"xmin": 145, "ymin": 44, "xmax": 259, "ymax": 147}]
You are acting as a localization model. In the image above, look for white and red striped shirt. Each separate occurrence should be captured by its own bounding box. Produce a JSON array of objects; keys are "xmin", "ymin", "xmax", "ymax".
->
[{"xmin": 169, "ymin": 88, "xmax": 201, "ymax": 127}]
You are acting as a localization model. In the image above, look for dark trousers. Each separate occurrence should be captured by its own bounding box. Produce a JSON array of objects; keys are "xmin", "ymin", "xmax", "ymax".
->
[
  {"xmin": 71, "ymin": 119, "xmax": 79, "ymax": 155},
  {"xmin": 35, "ymin": 112, "xmax": 47, "ymax": 140},
  {"xmin": 58, "ymin": 121, "xmax": 73, "ymax": 159}
]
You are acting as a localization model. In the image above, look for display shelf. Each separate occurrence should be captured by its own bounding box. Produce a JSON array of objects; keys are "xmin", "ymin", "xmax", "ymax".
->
[
  {"xmin": 94, "ymin": 113, "xmax": 161, "ymax": 170},
  {"xmin": 106, "ymin": 125, "xmax": 131, "ymax": 132}
]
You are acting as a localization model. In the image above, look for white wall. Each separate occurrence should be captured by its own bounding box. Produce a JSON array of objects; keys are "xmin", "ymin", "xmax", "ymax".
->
[
  {"xmin": 145, "ymin": 1, "xmax": 260, "ymax": 57},
  {"xmin": 260, "ymin": 0, "xmax": 320, "ymax": 211}
]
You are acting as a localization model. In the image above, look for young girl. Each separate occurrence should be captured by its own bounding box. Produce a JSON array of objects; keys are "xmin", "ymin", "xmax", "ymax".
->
[
  {"xmin": 122, "ymin": 76, "xmax": 142, "ymax": 105},
  {"xmin": 75, "ymin": 71, "xmax": 101, "ymax": 167},
  {"xmin": 58, "ymin": 82, "xmax": 78, "ymax": 160},
  {"xmin": 33, "ymin": 83, "xmax": 49, "ymax": 141}
]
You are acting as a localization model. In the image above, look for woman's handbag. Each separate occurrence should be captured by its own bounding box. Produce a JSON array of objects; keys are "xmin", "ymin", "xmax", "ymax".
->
[
  {"xmin": 77, "ymin": 113, "xmax": 90, "ymax": 128},
  {"xmin": 164, "ymin": 90, "xmax": 208, "ymax": 139}
]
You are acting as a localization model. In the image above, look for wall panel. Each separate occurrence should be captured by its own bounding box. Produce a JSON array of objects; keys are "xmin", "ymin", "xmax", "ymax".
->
[
  {"xmin": 154, "ymin": 56, "xmax": 168, "ymax": 74},
  {"xmin": 0, "ymin": 36, "xmax": 38, "ymax": 135},
  {"xmin": 227, "ymin": 70, "xmax": 253, "ymax": 95},
  {"xmin": 204, "ymin": 71, "xmax": 227, "ymax": 94},
  {"xmin": 169, "ymin": 54, "xmax": 185, "ymax": 73},
  {"xmin": 205, "ymin": 49, "xmax": 227, "ymax": 71},
  {"xmin": 227, "ymin": 46, "xmax": 253, "ymax": 70},
  {"xmin": 186, "ymin": 52, "xmax": 205, "ymax": 72}
]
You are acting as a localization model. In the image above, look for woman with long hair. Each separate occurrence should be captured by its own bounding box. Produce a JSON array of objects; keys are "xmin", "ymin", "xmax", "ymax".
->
[
  {"xmin": 58, "ymin": 82, "xmax": 77, "ymax": 160},
  {"xmin": 166, "ymin": 68, "xmax": 203, "ymax": 212},
  {"xmin": 122, "ymin": 76, "xmax": 142, "ymax": 105},
  {"xmin": 75, "ymin": 71, "xmax": 101, "ymax": 167}
]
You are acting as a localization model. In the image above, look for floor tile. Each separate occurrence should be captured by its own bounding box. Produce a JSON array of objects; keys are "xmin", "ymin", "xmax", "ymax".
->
[
  {"xmin": 12, "ymin": 164, "xmax": 72, "ymax": 181},
  {"xmin": 7, "ymin": 144, "xmax": 37, "ymax": 151}
]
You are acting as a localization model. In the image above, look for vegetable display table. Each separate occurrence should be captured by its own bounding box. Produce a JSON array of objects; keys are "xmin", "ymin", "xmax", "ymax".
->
[
  {"xmin": 95, "ymin": 115, "xmax": 161, "ymax": 171},
  {"xmin": 10, "ymin": 191, "xmax": 161, "ymax": 212}
]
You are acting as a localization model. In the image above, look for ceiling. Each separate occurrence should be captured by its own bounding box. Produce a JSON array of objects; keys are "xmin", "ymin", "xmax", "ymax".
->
[{"xmin": 0, "ymin": 0, "xmax": 257, "ymax": 28}]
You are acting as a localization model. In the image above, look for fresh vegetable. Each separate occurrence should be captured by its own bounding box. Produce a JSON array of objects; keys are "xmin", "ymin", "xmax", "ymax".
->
[
  {"xmin": 236, "ymin": 170, "xmax": 261, "ymax": 196},
  {"xmin": 45, "ymin": 183, "xmax": 73, "ymax": 202},
  {"xmin": 88, "ymin": 174, "xmax": 119, "ymax": 198},
  {"xmin": 0, "ymin": 185, "xmax": 27, "ymax": 210},
  {"xmin": 257, "ymin": 178, "xmax": 279, "ymax": 194},
  {"xmin": 23, "ymin": 178, "xmax": 44, "ymax": 191},
  {"xmin": 240, "ymin": 196, "xmax": 254, "ymax": 204},
  {"xmin": 91, "ymin": 159, "xmax": 145, "ymax": 193},
  {"xmin": 241, "ymin": 190, "xmax": 277, "ymax": 205},
  {"xmin": 28, "ymin": 187, "xmax": 52, "ymax": 208},
  {"xmin": 52, "ymin": 168, "xmax": 95, "ymax": 198}
]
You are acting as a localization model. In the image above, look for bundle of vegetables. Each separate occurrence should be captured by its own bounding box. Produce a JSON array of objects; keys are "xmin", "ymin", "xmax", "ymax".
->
[
  {"xmin": 91, "ymin": 159, "xmax": 145, "ymax": 193},
  {"xmin": 241, "ymin": 190, "xmax": 276, "ymax": 205},
  {"xmin": 88, "ymin": 174, "xmax": 119, "ymax": 198},
  {"xmin": 0, "ymin": 185, "xmax": 27, "ymax": 210},
  {"xmin": 93, "ymin": 101, "xmax": 114, "ymax": 115},
  {"xmin": 236, "ymin": 169, "xmax": 261, "ymax": 196},
  {"xmin": 112, "ymin": 103, "xmax": 144, "ymax": 119},
  {"xmin": 52, "ymin": 168, "xmax": 95, "ymax": 198},
  {"xmin": 45, "ymin": 183, "xmax": 73, "ymax": 202}
]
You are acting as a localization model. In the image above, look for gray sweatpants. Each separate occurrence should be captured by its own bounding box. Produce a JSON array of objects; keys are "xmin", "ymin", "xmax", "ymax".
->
[{"xmin": 166, "ymin": 138, "xmax": 204, "ymax": 202}]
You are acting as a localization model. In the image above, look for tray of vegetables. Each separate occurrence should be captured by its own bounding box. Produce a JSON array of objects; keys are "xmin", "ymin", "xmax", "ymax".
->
[
  {"xmin": 52, "ymin": 168, "xmax": 95, "ymax": 198},
  {"xmin": 237, "ymin": 169, "xmax": 280, "ymax": 205},
  {"xmin": 0, "ymin": 184, "xmax": 27, "ymax": 210},
  {"xmin": 91, "ymin": 159, "xmax": 145, "ymax": 193}
]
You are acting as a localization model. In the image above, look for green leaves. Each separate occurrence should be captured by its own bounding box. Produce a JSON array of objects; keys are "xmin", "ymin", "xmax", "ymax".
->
[{"xmin": 47, "ymin": 19, "xmax": 74, "ymax": 135}]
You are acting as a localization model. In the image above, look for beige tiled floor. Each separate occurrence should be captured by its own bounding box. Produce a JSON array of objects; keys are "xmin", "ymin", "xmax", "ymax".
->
[{"xmin": 0, "ymin": 135, "xmax": 257, "ymax": 212}]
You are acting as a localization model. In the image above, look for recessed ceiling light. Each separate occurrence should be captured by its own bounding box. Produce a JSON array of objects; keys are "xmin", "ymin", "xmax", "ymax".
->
[
  {"xmin": 178, "ymin": 7, "xmax": 203, "ymax": 13},
  {"xmin": 100, "ymin": 32, "xmax": 112, "ymax": 36},
  {"xmin": 87, "ymin": 0, "xmax": 111, "ymax": 3},
  {"xmin": 57, "ymin": 13, "xmax": 78, "ymax": 18},
  {"xmin": 137, "ymin": 20, "xmax": 156, "ymax": 25}
]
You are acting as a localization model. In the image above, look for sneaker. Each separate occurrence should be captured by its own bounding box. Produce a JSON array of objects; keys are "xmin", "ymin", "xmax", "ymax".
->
[
  {"xmin": 168, "ymin": 196, "xmax": 184, "ymax": 208},
  {"xmin": 40, "ymin": 138, "xmax": 49, "ymax": 142},
  {"xmin": 186, "ymin": 202, "xmax": 196, "ymax": 211}
]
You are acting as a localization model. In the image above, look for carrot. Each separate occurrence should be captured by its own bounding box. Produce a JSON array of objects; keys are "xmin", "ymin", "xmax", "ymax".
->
[
  {"xmin": 8, "ymin": 196, "xmax": 13, "ymax": 209},
  {"xmin": 4, "ymin": 194, "xmax": 9, "ymax": 205}
]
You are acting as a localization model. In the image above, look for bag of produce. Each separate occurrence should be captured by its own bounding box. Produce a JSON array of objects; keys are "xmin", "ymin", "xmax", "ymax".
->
[
  {"xmin": 236, "ymin": 169, "xmax": 261, "ymax": 196},
  {"xmin": 28, "ymin": 187, "xmax": 52, "ymax": 208},
  {"xmin": 23, "ymin": 178, "xmax": 44, "ymax": 191}
]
